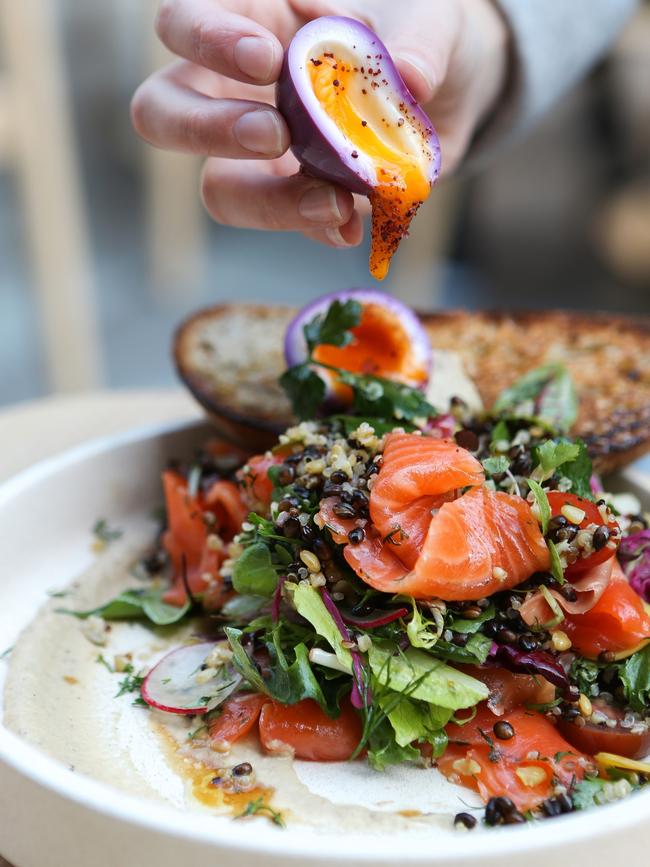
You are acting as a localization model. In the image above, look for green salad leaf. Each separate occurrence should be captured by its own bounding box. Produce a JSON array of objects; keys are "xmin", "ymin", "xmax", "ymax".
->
[
  {"xmin": 380, "ymin": 694, "xmax": 451, "ymax": 746},
  {"xmin": 547, "ymin": 540, "xmax": 566, "ymax": 585},
  {"xmin": 569, "ymin": 657, "xmax": 602, "ymax": 698},
  {"xmin": 369, "ymin": 645, "xmax": 488, "ymax": 711},
  {"xmin": 303, "ymin": 298, "xmax": 362, "ymax": 353},
  {"xmin": 572, "ymin": 776, "xmax": 637, "ymax": 810},
  {"xmin": 527, "ymin": 478, "xmax": 551, "ymax": 534},
  {"xmin": 427, "ymin": 634, "xmax": 493, "ymax": 666},
  {"xmin": 366, "ymin": 718, "xmax": 421, "ymax": 771},
  {"xmin": 482, "ymin": 456, "xmax": 510, "ymax": 477},
  {"xmin": 336, "ymin": 369, "xmax": 436, "ymax": 422},
  {"xmin": 558, "ymin": 439, "xmax": 594, "ymax": 500},
  {"xmin": 225, "ymin": 627, "xmax": 337, "ymax": 714},
  {"xmin": 449, "ymin": 605, "xmax": 496, "ymax": 634},
  {"xmin": 620, "ymin": 644, "xmax": 650, "ymax": 713},
  {"xmin": 286, "ymin": 582, "xmax": 353, "ymax": 671},
  {"xmin": 60, "ymin": 587, "xmax": 191, "ymax": 626},
  {"xmin": 231, "ymin": 543, "xmax": 279, "ymax": 597},
  {"xmin": 493, "ymin": 363, "xmax": 578, "ymax": 432},
  {"xmin": 220, "ymin": 594, "xmax": 267, "ymax": 621},
  {"xmin": 533, "ymin": 439, "xmax": 581, "ymax": 477},
  {"xmin": 279, "ymin": 366, "xmax": 326, "ymax": 420},
  {"xmin": 406, "ymin": 601, "xmax": 443, "ymax": 650}
]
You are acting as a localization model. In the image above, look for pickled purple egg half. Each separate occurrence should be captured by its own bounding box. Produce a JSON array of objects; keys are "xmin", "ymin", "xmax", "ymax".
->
[
  {"xmin": 285, "ymin": 289, "xmax": 433, "ymax": 399},
  {"xmin": 277, "ymin": 16, "xmax": 441, "ymax": 280}
]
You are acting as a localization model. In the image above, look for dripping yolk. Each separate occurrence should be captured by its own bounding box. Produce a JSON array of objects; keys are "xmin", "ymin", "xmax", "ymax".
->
[
  {"xmin": 309, "ymin": 54, "xmax": 432, "ymax": 280},
  {"xmin": 313, "ymin": 302, "xmax": 428, "ymax": 397}
]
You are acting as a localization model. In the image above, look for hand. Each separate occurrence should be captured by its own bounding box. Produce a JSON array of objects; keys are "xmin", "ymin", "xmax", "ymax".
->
[{"xmin": 131, "ymin": 0, "xmax": 508, "ymax": 248}]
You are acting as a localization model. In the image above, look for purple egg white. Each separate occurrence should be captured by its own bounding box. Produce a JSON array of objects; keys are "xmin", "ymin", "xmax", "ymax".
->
[
  {"xmin": 284, "ymin": 288, "xmax": 433, "ymax": 389},
  {"xmin": 276, "ymin": 16, "xmax": 441, "ymax": 196}
]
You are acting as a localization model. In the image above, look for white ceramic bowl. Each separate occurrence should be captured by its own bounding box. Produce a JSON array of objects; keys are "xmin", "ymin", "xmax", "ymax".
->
[{"xmin": 1, "ymin": 421, "xmax": 649, "ymax": 867}]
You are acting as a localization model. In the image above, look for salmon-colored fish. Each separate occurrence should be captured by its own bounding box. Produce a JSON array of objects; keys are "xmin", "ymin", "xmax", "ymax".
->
[
  {"xmin": 368, "ymin": 433, "xmax": 485, "ymax": 569},
  {"xmin": 336, "ymin": 486, "xmax": 550, "ymax": 602}
]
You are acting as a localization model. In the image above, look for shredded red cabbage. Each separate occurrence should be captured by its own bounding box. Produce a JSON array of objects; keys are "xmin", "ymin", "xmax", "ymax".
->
[
  {"xmin": 489, "ymin": 644, "xmax": 570, "ymax": 692},
  {"xmin": 271, "ymin": 575, "xmax": 286, "ymax": 623},
  {"xmin": 321, "ymin": 588, "xmax": 371, "ymax": 710},
  {"xmin": 619, "ymin": 530, "xmax": 650, "ymax": 603},
  {"xmin": 424, "ymin": 414, "xmax": 456, "ymax": 439},
  {"xmin": 590, "ymin": 473, "xmax": 604, "ymax": 495},
  {"xmin": 340, "ymin": 606, "xmax": 409, "ymax": 629}
]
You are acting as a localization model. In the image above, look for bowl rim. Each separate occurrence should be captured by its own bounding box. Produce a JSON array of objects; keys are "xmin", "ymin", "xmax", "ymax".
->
[{"xmin": 1, "ymin": 418, "xmax": 649, "ymax": 863}]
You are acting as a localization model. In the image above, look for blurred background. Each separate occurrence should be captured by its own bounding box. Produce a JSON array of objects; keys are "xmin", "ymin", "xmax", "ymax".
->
[{"xmin": 1, "ymin": 0, "xmax": 649, "ymax": 408}]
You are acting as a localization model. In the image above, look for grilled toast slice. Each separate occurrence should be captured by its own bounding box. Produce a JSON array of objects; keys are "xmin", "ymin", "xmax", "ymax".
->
[{"xmin": 174, "ymin": 305, "xmax": 650, "ymax": 472}]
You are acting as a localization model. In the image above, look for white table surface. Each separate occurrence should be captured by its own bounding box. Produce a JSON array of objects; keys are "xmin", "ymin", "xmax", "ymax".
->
[{"xmin": 0, "ymin": 389, "xmax": 203, "ymax": 867}]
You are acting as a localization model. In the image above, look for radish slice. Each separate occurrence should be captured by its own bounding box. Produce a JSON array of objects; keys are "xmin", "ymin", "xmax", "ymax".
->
[{"xmin": 141, "ymin": 642, "xmax": 241, "ymax": 715}]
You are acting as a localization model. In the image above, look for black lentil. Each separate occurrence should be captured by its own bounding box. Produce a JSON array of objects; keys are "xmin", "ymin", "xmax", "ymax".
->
[
  {"xmin": 348, "ymin": 527, "xmax": 366, "ymax": 544},
  {"xmin": 518, "ymin": 634, "xmax": 539, "ymax": 651},
  {"xmin": 142, "ymin": 550, "xmax": 166, "ymax": 575},
  {"xmin": 454, "ymin": 812, "xmax": 477, "ymax": 830},
  {"xmin": 566, "ymin": 685, "xmax": 581, "ymax": 703},
  {"xmin": 593, "ymin": 526, "xmax": 610, "ymax": 551},
  {"xmin": 493, "ymin": 720, "xmax": 515, "ymax": 740},
  {"xmin": 276, "ymin": 465, "xmax": 295, "ymax": 486},
  {"xmin": 333, "ymin": 502, "xmax": 357, "ymax": 519},
  {"xmin": 282, "ymin": 516, "xmax": 301, "ymax": 538},
  {"xmin": 299, "ymin": 524, "xmax": 316, "ymax": 543},
  {"xmin": 232, "ymin": 762, "xmax": 253, "ymax": 777},
  {"xmin": 485, "ymin": 796, "xmax": 526, "ymax": 826},
  {"xmin": 454, "ymin": 430, "xmax": 480, "ymax": 452},
  {"xmin": 511, "ymin": 451, "xmax": 533, "ymax": 476},
  {"xmin": 548, "ymin": 515, "xmax": 568, "ymax": 533},
  {"xmin": 559, "ymin": 584, "xmax": 578, "ymax": 603},
  {"xmin": 312, "ymin": 538, "xmax": 332, "ymax": 561}
]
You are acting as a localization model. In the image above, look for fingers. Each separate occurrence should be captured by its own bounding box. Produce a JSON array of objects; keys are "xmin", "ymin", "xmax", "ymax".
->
[
  {"xmin": 155, "ymin": 0, "xmax": 284, "ymax": 85},
  {"xmin": 131, "ymin": 63, "xmax": 289, "ymax": 158},
  {"xmin": 201, "ymin": 157, "xmax": 361, "ymax": 240},
  {"xmin": 302, "ymin": 210, "xmax": 365, "ymax": 248}
]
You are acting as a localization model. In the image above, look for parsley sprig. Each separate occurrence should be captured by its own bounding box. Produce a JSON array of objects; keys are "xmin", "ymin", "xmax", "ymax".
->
[
  {"xmin": 280, "ymin": 299, "xmax": 436, "ymax": 422},
  {"xmin": 236, "ymin": 796, "xmax": 285, "ymax": 827}
]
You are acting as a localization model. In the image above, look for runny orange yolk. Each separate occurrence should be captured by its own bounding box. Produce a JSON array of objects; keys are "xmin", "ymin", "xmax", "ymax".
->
[
  {"xmin": 313, "ymin": 302, "xmax": 428, "ymax": 393},
  {"xmin": 309, "ymin": 54, "xmax": 432, "ymax": 280}
]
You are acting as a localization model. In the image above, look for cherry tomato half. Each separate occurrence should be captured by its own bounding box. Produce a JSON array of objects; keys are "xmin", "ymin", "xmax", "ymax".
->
[
  {"xmin": 258, "ymin": 698, "xmax": 363, "ymax": 761},
  {"xmin": 547, "ymin": 491, "xmax": 620, "ymax": 577},
  {"xmin": 558, "ymin": 698, "xmax": 650, "ymax": 760},
  {"xmin": 207, "ymin": 693, "xmax": 268, "ymax": 748},
  {"xmin": 563, "ymin": 561, "xmax": 650, "ymax": 658}
]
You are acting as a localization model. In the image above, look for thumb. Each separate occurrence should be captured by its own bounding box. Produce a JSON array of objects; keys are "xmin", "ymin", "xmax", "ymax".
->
[{"xmin": 377, "ymin": 0, "xmax": 463, "ymax": 105}]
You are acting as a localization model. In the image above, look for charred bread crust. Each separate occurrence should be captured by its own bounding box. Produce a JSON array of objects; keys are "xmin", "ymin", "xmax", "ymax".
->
[
  {"xmin": 174, "ymin": 304, "xmax": 293, "ymax": 447},
  {"xmin": 421, "ymin": 310, "xmax": 650, "ymax": 473},
  {"xmin": 174, "ymin": 305, "xmax": 650, "ymax": 472}
]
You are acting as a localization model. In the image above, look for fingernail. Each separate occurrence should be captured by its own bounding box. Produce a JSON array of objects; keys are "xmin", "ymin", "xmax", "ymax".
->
[
  {"xmin": 234, "ymin": 36, "xmax": 276, "ymax": 81},
  {"xmin": 394, "ymin": 51, "xmax": 435, "ymax": 99},
  {"xmin": 299, "ymin": 186, "xmax": 342, "ymax": 224},
  {"xmin": 234, "ymin": 110, "xmax": 284, "ymax": 155},
  {"xmin": 325, "ymin": 226, "xmax": 353, "ymax": 247}
]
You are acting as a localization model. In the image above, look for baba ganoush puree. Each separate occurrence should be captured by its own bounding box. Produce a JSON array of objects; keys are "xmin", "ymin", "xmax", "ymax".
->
[{"xmin": 2, "ymin": 523, "xmax": 480, "ymax": 833}]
